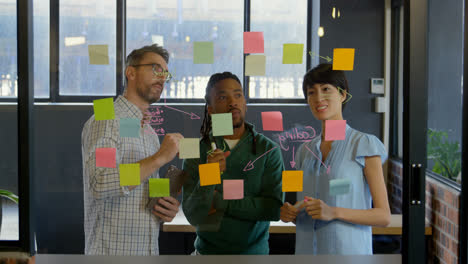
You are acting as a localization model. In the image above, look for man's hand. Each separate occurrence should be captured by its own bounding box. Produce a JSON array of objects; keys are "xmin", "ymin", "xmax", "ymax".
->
[
  {"xmin": 302, "ymin": 196, "xmax": 336, "ymax": 221},
  {"xmin": 207, "ymin": 149, "xmax": 230, "ymax": 172},
  {"xmin": 152, "ymin": 196, "xmax": 180, "ymax": 222},
  {"xmin": 156, "ymin": 133, "xmax": 184, "ymax": 165},
  {"xmin": 280, "ymin": 202, "xmax": 301, "ymax": 223}
]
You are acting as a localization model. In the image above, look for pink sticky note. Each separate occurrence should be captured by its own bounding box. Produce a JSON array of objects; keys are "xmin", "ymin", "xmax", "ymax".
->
[
  {"xmin": 261, "ymin": 111, "xmax": 284, "ymax": 131},
  {"xmin": 96, "ymin": 148, "xmax": 116, "ymax": 168},
  {"xmin": 325, "ymin": 120, "xmax": 347, "ymax": 141},
  {"xmin": 244, "ymin": 32, "xmax": 264, "ymax": 54},
  {"xmin": 223, "ymin": 179, "xmax": 244, "ymax": 200}
]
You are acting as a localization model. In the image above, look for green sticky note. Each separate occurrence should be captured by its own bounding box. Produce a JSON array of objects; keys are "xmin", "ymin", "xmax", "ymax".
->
[
  {"xmin": 193, "ymin": 41, "xmax": 214, "ymax": 64},
  {"xmin": 179, "ymin": 138, "xmax": 200, "ymax": 159},
  {"xmin": 245, "ymin": 55, "xmax": 266, "ymax": 76},
  {"xmin": 119, "ymin": 163, "xmax": 140, "ymax": 186},
  {"xmin": 120, "ymin": 118, "xmax": 140, "ymax": 138},
  {"xmin": 211, "ymin": 113, "xmax": 233, "ymax": 136},
  {"xmin": 93, "ymin": 98, "xmax": 115, "ymax": 120},
  {"xmin": 88, "ymin": 44, "xmax": 109, "ymax": 65},
  {"xmin": 329, "ymin": 178, "xmax": 351, "ymax": 196},
  {"xmin": 282, "ymin": 43, "xmax": 304, "ymax": 64},
  {"xmin": 149, "ymin": 178, "xmax": 170, "ymax": 197}
]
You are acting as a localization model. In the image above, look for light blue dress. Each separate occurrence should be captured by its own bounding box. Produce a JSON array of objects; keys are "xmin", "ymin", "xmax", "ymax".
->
[{"xmin": 294, "ymin": 124, "xmax": 387, "ymax": 255}]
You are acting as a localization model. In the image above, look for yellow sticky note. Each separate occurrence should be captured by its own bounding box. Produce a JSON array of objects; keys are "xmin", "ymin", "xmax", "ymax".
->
[
  {"xmin": 332, "ymin": 48, "xmax": 355, "ymax": 71},
  {"xmin": 93, "ymin": 97, "xmax": 115, "ymax": 120},
  {"xmin": 282, "ymin": 44, "xmax": 304, "ymax": 64},
  {"xmin": 88, "ymin": 44, "xmax": 109, "ymax": 65},
  {"xmin": 282, "ymin": 170, "xmax": 303, "ymax": 192},
  {"xmin": 245, "ymin": 55, "xmax": 266, "ymax": 76},
  {"xmin": 199, "ymin": 163, "xmax": 221, "ymax": 186},
  {"xmin": 119, "ymin": 163, "xmax": 140, "ymax": 186},
  {"xmin": 179, "ymin": 138, "xmax": 200, "ymax": 159}
]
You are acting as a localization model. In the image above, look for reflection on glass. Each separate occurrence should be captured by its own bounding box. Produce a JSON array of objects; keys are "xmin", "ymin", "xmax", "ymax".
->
[
  {"xmin": 0, "ymin": 0, "xmax": 17, "ymax": 98},
  {"xmin": 126, "ymin": 0, "xmax": 243, "ymax": 99},
  {"xmin": 249, "ymin": 0, "xmax": 307, "ymax": 99},
  {"xmin": 59, "ymin": 0, "xmax": 116, "ymax": 96}
]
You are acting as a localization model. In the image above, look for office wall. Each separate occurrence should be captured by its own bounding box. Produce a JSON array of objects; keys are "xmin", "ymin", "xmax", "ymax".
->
[{"xmin": 0, "ymin": 0, "xmax": 385, "ymax": 254}]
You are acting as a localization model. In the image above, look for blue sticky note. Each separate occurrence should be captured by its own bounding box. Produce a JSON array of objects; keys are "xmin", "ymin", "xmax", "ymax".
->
[
  {"xmin": 329, "ymin": 178, "xmax": 351, "ymax": 196},
  {"xmin": 120, "ymin": 118, "xmax": 140, "ymax": 138}
]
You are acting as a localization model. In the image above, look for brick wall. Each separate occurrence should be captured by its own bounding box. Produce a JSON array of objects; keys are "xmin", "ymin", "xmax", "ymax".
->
[{"xmin": 388, "ymin": 159, "xmax": 460, "ymax": 264}]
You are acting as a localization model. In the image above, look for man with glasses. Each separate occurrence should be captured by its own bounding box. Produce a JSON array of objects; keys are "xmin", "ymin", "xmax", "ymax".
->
[{"xmin": 82, "ymin": 44, "xmax": 183, "ymax": 255}]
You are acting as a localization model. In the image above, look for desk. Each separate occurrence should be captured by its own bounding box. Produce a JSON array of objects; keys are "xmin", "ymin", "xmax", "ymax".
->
[{"xmin": 163, "ymin": 212, "xmax": 432, "ymax": 235}]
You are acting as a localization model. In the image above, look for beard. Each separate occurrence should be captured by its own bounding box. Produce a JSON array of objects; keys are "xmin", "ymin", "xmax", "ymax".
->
[
  {"xmin": 233, "ymin": 116, "xmax": 245, "ymax": 129},
  {"xmin": 137, "ymin": 82, "xmax": 162, "ymax": 104}
]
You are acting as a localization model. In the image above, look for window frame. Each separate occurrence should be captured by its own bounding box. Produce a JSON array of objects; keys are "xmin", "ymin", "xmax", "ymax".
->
[{"xmin": 0, "ymin": 0, "xmax": 313, "ymax": 103}]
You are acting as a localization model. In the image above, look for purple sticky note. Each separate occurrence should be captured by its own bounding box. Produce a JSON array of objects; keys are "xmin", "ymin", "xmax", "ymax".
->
[
  {"xmin": 261, "ymin": 111, "xmax": 284, "ymax": 131},
  {"xmin": 96, "ymin": 148, "xmax": 116, "ymax": 168},
  {"xmin": 325, "ymin": 120, "xmax": 347, "ymax": 141},
  {"xmin": 223, "ymin": 180, "xmax": 244, "ymax": 200},
  {"xmin": 244, "ymin": 32, "xmax": 264, "ymax": 54}
]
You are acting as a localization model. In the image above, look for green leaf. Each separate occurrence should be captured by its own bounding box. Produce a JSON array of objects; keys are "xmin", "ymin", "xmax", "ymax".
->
[{"xmin": 0, "ymin": 189, "xmax": 19, "ymax": 204}]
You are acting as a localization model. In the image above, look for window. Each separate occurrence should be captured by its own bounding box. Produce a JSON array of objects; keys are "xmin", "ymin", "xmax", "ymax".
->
[
  {"xmin": 59, "ymin": 0, "xmax": 116, "ymax": 96},
  {"xmin": 0, "ymin": 0, "xmax": 17, "ymax": 98},
  {"xmin": 249, "ymin": 0, "xmax": 307, "ymax": 99},
  {"xmin": 426, "ymin": 0, "xmax": 463, "ymax": 184},
  {"xmin": 126, "ymin": 0, "xmax": 244, "ymax": 99}
]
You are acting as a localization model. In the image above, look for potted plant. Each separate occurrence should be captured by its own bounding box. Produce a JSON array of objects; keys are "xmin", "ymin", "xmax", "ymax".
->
[
  {"xmin": 427, "ymin": 128, "xmax": 461, "ymax": 181},
  {"xmin": 0, "ymin": 189, "xmax": 18, "ymax": 236}
]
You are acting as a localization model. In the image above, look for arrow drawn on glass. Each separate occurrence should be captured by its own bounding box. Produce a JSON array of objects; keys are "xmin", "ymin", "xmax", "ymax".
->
[
  {"xmin": 308, "ymin": 51, "xmax": 332, "ymax": 62},
  {"xmin": 304, "ymin": 144, "xmax": 331, "ymax": 174},
  {"xmin": 290, "ymin": 145, "xmax": 296, "ymax": 169},
  {"xmin": 162, "ymin": 98, "xmax": 201, "ymax": 119},
  {"xmin": 243, "ymin": 146, "xmax": 278, "ymax": 171}
]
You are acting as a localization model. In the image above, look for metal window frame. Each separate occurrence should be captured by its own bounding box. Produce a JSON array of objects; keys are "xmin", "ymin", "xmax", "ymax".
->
[
  {"xmin": 0, "ymin": 0, "xmax": 35, "ymax": 254},
  {"xmin": 402, "ymin": 0, "xmax": 428, "ymax": 263}
]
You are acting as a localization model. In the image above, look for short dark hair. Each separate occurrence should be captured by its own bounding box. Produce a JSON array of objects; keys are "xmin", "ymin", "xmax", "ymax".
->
[
  {"xmin": 200, "ymin": 72, "xmax": 242, "ymax": 141},
  {"xmin": 125, "ymin": 44, "xmax": 170, "ymax": 86},
  {"xmin": 302, "ymin": 63, "xmax": 350, "ymax": 108}
]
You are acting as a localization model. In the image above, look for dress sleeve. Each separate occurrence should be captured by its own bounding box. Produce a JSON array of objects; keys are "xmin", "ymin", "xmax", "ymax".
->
[{"xmin": 353, "ymin": 134, "xmax": 388, "ymax": 167}]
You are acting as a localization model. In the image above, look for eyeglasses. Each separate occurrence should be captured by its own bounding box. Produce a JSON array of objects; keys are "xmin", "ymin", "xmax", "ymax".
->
[{"xmin": 131, "ymin": 63, "xmax": 172, "ymax": 83}]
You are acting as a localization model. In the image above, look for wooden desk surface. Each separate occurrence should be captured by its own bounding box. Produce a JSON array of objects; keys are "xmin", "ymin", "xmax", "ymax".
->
[{"xmin": 163, "ymin": 212, "xmax": 432, "ymax": 235}]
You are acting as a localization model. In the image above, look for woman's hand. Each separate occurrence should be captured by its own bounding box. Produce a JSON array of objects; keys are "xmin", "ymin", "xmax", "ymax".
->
[{"xmin": 303, "ymin": 196, "xmax": 336, "ymax": 221}]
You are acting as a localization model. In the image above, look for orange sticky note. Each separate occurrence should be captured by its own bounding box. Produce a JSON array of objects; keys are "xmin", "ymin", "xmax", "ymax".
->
[
  {"xmin": 244, "ymin": 32, "xmax": 264, "ymax": 53},
  {"xmin": 95, "ymin": 148, "xmax": 116, "ymax": 168},
  {"xmin": 332, "ymin": 48, "xmax": 355, "ymax": 71},
  {"xmin": 325, "ymin": 120, "xmax": 347, "ymax": 141},
  {"xmin": 261, "ymin": 111, "xmax": 283, "ymax": 131},
  {"xmin": 223, "ymin": 179, "xmax": 244, "ymax": 200},
  {"xmin": 199, "ymin": 163, "xmax": 221, "ymax": 186},
  {"xmin": 282, "ymin": 171, "xmax": 303, "ymax": 192}
]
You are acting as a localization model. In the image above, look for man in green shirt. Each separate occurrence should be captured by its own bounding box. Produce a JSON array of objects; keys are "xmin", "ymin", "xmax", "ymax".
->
[{"xmin": 182, "ymin": 72, "xmax": 284, "ymax": 255}]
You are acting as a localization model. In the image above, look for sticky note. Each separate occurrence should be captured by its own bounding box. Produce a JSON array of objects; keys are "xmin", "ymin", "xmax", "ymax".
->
[
  {"xmin": 261, "ymin": 111, "xmax": 283, "ymax": 131},
  {"xmin": 199, "ymin": 163, "xmax": 221, "ymax": 186},
  {"xmin": 332, "ymin": 48, "xmax": 355, "ymax": 71},
  {"xmin": 119, "ymin": 164, "xmax": 140, "ymax": 186},
  {"xmin": 149, "ymin": 178, "xmax": 170, "ymax": 197},
  {"xmin": 223, "ymin": 180, "xmax": 244, "ymax": 200},
  {"xmin": 211, "ymin": 113, "xmax": 233, "ymax": 136},
  {"xmin": 243, "ymin": 32, "xmax": 264, "ymax": 53},
  {"xmin": 120, "ymin": 118, "xmax": 140, "ymax": 138},
  {"xmin": 329, "ymin": 178, "xmax": 351, "ymax": 195},
  {"xmin": 179, "ymin": 138, "xmax": 200, "ymax": 159},
  {"xmin": 282, "ymin": 44, "xmax": 304, "ymax": 64},
  {"xmin": 245, "ymin": 55, "xmax": 266, "ymax": 76},
  {"xmin": 324, "ymin": 120, "xmax": 347, "ymax": 141},
  {"xmin": 88, "ymin": 44, "xmax": 109, "ymax": 65},
  {"xmin": 193, "ymin": 41, "xmax": 214, "ymax": 64},
  {"xmin": 93, "ymin": 98, "xmax": 115, "ymax": 120},
  {"xmin": 95, "ymin": 148, "xmax": 116, "ymax": 168},
  {"xmin": 282, "ymin": 171, "xmax": 303, "ymax": 192}
]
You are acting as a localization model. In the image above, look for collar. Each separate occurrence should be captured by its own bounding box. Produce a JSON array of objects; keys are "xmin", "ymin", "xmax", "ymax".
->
[{"xmin": 115, "ymin": 95, "xmax": 144, "ymax": 119}]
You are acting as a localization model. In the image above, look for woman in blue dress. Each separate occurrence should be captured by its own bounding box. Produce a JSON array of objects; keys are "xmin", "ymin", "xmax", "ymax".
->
[{"xmin": 280, "ymin": 63, "xmax": 391, "ymax": 255}]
